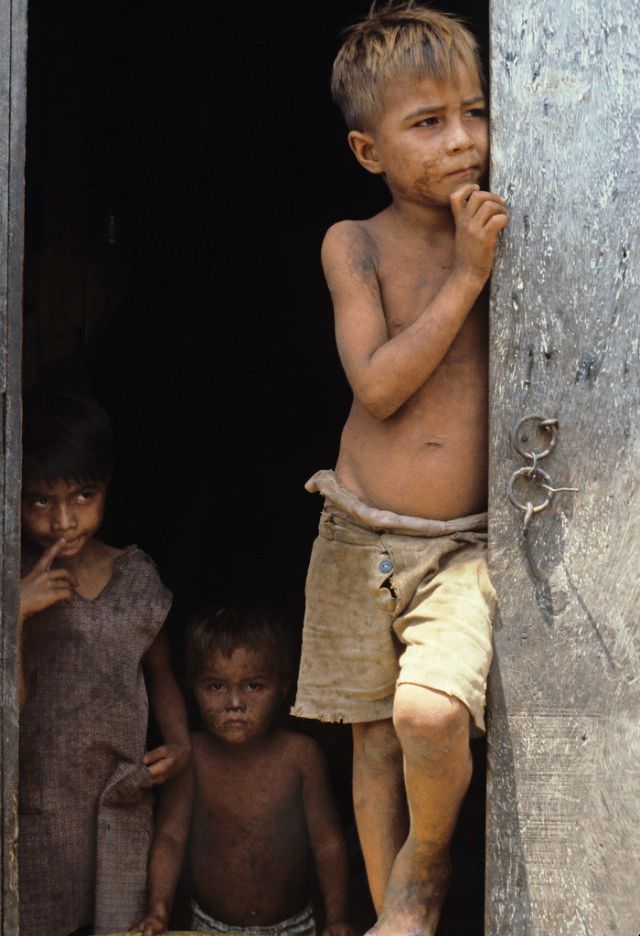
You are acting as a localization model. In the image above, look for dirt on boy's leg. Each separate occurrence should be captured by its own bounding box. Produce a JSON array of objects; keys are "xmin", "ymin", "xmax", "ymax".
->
[
  {"xmin": 352, "ymin": 720, "xmax": 409, "ymax": 913},
  {"xmin": 369, "ymin": 685, "xmax": 472, "ymax": 936}
]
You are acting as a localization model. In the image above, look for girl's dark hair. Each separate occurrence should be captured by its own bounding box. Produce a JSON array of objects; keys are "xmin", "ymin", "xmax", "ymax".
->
[
  {"xmin": 186, "ymin": 602, "xmax": 293, "ymax": 686},
  {"xmin": 22, "ymin": 390, "xmax": 114, "ymax": 484}
]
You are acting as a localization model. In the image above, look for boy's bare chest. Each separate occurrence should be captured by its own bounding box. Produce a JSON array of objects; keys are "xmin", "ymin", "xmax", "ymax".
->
[
  {"xmin": 377, "ymin": 243, "xmax": 454, "ymax": 335},
  {"xmin": 195, "ymin": 753, "xmax": 303, "ymax": 825}
]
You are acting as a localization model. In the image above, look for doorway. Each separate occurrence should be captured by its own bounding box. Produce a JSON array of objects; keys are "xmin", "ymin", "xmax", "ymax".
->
[{"xmin": 23, "ymin": 2, "xmax": 488, "ymax": 932}]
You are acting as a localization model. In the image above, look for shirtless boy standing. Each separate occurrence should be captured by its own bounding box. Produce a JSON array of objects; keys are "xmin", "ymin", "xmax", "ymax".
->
[
  {"xmin": 138, "ymin": 605, "xmax": 354, "ymax": 936},
  {"xmin": 291, "ymin": 5, "xmax": 509, "ymax": 935}
]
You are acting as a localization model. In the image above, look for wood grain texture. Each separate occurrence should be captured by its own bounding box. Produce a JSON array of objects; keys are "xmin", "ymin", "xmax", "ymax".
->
[
  {"xmin": 0, "ymin": 1, "xmax": 27, "ymax": 933},
  {"xmin": 487, "ymin": 2, "xmax": 640, "ymax": 933}
]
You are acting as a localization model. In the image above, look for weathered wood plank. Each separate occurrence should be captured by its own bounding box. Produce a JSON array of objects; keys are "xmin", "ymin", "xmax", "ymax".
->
[
  {"xmin": 487, "ymin": 2, "xmax": 640, "ymax": 934},
  {"xmin": 0, "ymin": 1, "xmax": 27, "ymax": 933},
  {"xmin": 0, "ymin": 0, "xmax": 10, "ymax": 397}
]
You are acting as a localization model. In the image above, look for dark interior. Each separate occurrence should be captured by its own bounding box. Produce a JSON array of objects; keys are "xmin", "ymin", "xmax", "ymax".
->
[{"xmin": 23, "ymin": 2, "xmax": 488, "ymax": 932}]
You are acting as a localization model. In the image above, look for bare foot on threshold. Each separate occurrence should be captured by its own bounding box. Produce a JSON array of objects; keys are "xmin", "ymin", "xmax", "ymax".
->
[{"xmin": 366, "ymin": 843, "xmax": 451, "ymax": 936}]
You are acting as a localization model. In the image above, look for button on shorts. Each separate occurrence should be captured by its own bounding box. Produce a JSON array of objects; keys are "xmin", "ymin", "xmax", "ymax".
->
[{"xmin": 291, "ymin": 505, "xmax": 495, "ymax": 732}]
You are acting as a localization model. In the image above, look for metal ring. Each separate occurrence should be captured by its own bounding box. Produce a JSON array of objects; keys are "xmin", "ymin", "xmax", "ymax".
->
[
  {"xmin": 511, "ymin": 414, "xmax": 558, "ymax": 461},
  {"xmin": 508, "ymin": 466, "xmax": 553, "ymax": 514}
]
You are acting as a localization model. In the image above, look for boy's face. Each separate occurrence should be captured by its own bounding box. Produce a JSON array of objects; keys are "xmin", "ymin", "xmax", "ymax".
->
[
  {"xmin": 22, "ymin": 478, "xmax": 107, "ymax": 560},
  {"xmin": 193, "ymin": 645, "xmax": 288, "ymax": 747},
  {"xmin": 350, "ymin": 64, "xmax": 488, "ymax": 208}
]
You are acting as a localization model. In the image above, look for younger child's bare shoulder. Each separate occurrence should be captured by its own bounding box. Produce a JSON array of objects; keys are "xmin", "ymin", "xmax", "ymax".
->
[{"xmin": 277, "ymin": 728, "xmax": 327, "ymax": 775}]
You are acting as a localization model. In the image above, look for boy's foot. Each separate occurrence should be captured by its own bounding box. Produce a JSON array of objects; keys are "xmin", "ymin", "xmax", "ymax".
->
[{"xmin": 365, "ymin": 843, "xmax": 451, "ymax": 936}]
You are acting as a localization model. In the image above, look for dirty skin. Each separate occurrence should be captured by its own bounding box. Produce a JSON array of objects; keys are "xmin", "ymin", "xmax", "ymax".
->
[{"xmin": 370, "ymin": 847, "xmax": 452, "ymax": 936}]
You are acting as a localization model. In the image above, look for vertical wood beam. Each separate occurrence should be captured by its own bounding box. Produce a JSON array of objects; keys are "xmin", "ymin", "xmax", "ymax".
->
[
  {"xmin": 487, "ymin": 3, "xmax": 640, "ymax": 933},
  {"xmin": 0, "ymin": 0, "xmax": 27, "ymax": 932}
]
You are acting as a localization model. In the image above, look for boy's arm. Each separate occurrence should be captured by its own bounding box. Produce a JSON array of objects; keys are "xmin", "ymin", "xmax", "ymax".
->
[
  {"xmin": 325, "ymin": 184, "xmax": 508, "ymax": 420},
  {"xmin": 300, "ymin": 737, "xmax": 354, "ymax": 936},
  {"xmin": 135, "ymin": 762, "xmax": 194, "ymax": 936},
  {"xmin": 143, "ymin": 629, "xmax": 191, "ymax": 784}
]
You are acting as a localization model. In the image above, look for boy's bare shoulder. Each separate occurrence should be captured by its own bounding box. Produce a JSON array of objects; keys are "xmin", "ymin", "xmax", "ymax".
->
[
  {"xmin": 322, "ymin": 218, "xmax": 380, "ymax": 279},
  {"xmin": 324, "ymin": 217, "xmax": 376, "ymax": 240}
]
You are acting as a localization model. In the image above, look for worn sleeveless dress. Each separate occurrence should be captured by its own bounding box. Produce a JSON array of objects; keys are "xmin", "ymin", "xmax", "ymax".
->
[{"xmin": 19, "ymin": 546, "xmax": 172, "ymax": 936}]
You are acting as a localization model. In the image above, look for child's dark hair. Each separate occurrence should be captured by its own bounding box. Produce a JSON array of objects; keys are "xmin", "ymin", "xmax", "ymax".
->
[
  {"xmin": 22, "ymin": 390, "xmax": 114, "ymax": 484},
  {"xmin": 186, "ymin": 603, "xmax": 293, "ymax": 685}
]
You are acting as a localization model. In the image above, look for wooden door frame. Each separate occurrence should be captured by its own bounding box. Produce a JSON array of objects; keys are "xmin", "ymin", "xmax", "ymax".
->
[
  {"xmin": 486, "ymin": 1, "xmax": 640, "ymax": 933},
  {"xmin": 5, "ymin": 3, "xmax": 638, "ymax": 935},
  {"xmin": 0, "ymin": 0, "xmax": 27, "ymax": 932}
]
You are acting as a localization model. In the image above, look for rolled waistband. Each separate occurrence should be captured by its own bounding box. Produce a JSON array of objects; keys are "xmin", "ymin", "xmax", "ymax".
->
[
  {"xmin": 305, "ymin": 469, "xmax": 487, "ymax": 537},
  {"xmin": 192, "ymin": 900, "xmax": 315, "ymax": 936}
]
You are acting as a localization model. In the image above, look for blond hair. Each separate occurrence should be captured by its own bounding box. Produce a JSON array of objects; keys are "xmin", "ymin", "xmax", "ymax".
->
[{"xmin": 331, "ymin": 2, "xmax": 483, "ymax": 131}]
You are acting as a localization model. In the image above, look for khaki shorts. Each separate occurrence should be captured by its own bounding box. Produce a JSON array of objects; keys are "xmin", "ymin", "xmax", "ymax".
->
[{"xmin": 292, "ymin": 482, "xmax": 495, "ymax": 732}]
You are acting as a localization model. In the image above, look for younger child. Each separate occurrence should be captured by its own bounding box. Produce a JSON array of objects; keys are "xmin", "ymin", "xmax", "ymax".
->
[
  {"xmin": 138, "ymin": 604, "xmax": 354, "ymax": 936},
  {"xmin": 19, "ymin": 390, "xmax": 190, "ymax": 936},
  {"xmin": 292, "ymin": 5, "xmax": 509, "ymax": 935}
]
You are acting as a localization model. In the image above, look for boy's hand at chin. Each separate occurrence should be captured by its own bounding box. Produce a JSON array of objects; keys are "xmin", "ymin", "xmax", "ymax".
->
[
  {"xmin": 144, "ymin": 742, "xmax": 191, "ymax": 785},
  {"xmin": 450, "ymin": 182, "xmax": 509, "ymax": 285},
  {"xmin": 20, "ymin": 539, "xmax": 77, "ymax": 622}
]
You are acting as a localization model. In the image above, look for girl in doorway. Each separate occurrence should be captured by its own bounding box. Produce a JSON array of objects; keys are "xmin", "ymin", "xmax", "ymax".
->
[{"xmin": 18, "ymin": 390, "xmax": 190, "ymax": 936}]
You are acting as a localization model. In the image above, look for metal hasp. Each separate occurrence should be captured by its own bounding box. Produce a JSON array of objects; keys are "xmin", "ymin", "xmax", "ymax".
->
[
  {"xmin": 487, "ymin": 0, "xmax": 640, "ymax": 932},
  {"xmin": 507, "ymin": 415, "xmax": 578, "ymax": 578}
]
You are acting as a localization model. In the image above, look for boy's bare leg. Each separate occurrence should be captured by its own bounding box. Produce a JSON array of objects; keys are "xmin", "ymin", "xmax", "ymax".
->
[
  {"xmin": 369, "ymin": 685, "xmax": 473, "ymax": 936},
  {"xmin": 352, "ymin": 720, "xmax": 409, "ymax": 912}
]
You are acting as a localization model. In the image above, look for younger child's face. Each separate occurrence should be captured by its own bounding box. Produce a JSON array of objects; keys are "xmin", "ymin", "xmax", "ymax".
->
[
  {"xmin": 22, "ymin": 478, "xmax": 107, "ymax": 560},
  {"xmin": 194, "ymin": 645, "xmax": 287, "ymax": 747},
  {"xmin": 352, "ymin": 64, "xmax": 488, "ymax": 208}
]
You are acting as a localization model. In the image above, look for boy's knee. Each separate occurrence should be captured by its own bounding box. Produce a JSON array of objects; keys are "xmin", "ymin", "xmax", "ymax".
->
[
  {"xmin": 352, "ymin": 718, "xmax": 402, "ymax": 772},
  {"xmin": 393, "ymin": 685, "xmax": 470, "ymax": 762}
]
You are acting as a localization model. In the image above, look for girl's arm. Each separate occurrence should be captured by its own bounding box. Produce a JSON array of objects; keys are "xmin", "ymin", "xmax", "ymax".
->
[
  {"xmin": 136, "ymin": 763, "xmax": 194, "ymax": 935},
  {"xmin": 19, "ymin": 539, "xmax": 76, "ymax": 710},
  {"xmin": 143, "ymin": 628, "xmax": 191, "ymax": 784},
  {"xmin": 300, "ymin": 736, "xmax": 355, "ymax": 936}
]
